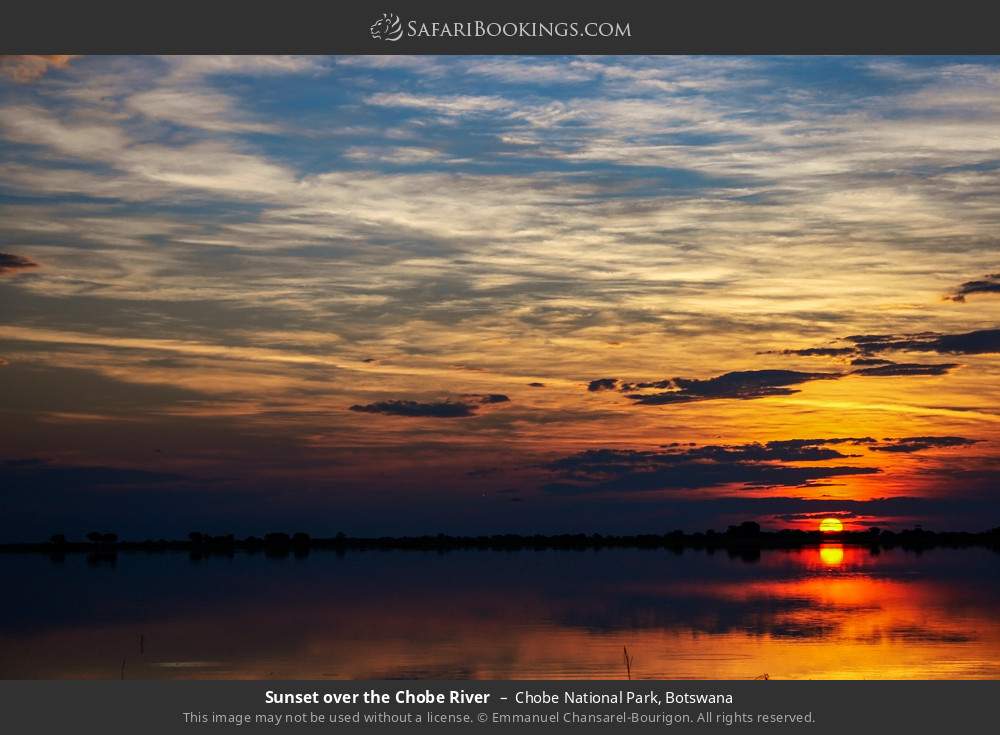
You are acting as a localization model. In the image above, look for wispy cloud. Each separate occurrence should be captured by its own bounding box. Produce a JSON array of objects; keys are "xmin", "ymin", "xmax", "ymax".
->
[{"xmin": 0, "ymin": 55, "xmax": 76, "ymax": 83}]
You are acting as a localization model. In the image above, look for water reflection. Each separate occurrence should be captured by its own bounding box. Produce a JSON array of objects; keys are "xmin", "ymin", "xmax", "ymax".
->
[
  {"xmin": 0, "ymin": 546, "xmax": 997, "ymax": 679},
  {"xmin": 819, "ymin": 544, "xmax": 845, "ymax": 566}
]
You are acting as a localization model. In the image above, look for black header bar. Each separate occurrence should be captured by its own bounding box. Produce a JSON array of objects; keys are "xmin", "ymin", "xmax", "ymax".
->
[{"xmin": 4, "ymin": 1, "xmax": 1000, "ymax": 54}]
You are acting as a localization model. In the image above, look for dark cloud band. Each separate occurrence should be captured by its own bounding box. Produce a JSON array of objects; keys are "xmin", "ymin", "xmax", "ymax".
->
[
  {"xmin": 0, "ymin": 252, "xmax": 39, "ymax": 275},
  {"xmin": 947, "ymin": 274, "xmax": 1000, "ymax": 302},
  {"xmin": 350, "ymin": 394, "xmax": 510, "ymax": 418},
  {"xmin": 544, "ymin": 435, "xmax": 977, "ymax": 495}
]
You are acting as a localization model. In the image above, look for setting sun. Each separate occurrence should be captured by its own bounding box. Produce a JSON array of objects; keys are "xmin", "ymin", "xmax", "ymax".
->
[{"xmin": 819, "ymin": 517, "xmax": 845, "ymax": 533}]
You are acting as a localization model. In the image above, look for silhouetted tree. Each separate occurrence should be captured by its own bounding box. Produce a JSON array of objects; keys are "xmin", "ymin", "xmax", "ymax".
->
[{"xmin": 726, "ymin": 521, "xmax": 761, "ymax": 537}]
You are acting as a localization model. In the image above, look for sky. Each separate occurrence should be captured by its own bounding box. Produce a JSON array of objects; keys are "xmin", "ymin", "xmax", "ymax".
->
[{"xmin": 0, "ymin": 54, "xmax": 998, "ymax": 541}]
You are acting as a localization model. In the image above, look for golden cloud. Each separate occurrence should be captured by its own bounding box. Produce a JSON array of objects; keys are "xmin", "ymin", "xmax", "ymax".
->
[{"xmin": 0, "ymin": 55, "xmax": 76, "ymax": 83}]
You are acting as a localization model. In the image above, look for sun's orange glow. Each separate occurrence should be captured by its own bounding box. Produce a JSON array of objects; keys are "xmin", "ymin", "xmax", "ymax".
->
[{"xmin": 819, "ymin": 517, "xmax": 845, "ymax": 533}]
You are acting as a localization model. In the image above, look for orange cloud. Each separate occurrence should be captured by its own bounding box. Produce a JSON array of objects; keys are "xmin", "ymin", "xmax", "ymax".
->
[
  {"xmin": 0, "ymin": 253, "xmax": 38, "ymax": 275},
  {"xmin": 0, "ymin": 252, "xmax": 39, "ymax": 274},
  {"xmin": 0, "ymin": 55, "xmax": 76, "ymax": 83}
]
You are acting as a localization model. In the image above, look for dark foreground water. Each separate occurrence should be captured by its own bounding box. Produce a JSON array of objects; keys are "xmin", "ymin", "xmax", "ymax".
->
[{"xmin": 1, "ymin": 544, "xmax": 998, "ymax": 679}]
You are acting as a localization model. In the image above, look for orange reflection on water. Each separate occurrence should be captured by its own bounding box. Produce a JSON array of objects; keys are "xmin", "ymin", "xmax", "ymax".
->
[
  {"xmin": 1, "ymin": 547, "xmax": 998, "ymax": 680},
  {"xmin": 819, "ymin": 544, "xmax": 845, "ymax": 566}
]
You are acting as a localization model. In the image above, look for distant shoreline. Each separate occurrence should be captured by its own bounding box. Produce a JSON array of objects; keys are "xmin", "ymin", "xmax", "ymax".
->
[{"xmin": 2, "ymin": 525, "xmax": 998, "ymax": 556}]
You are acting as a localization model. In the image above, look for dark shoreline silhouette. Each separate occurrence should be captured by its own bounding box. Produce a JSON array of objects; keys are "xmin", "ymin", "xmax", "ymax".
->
[{"xmin": 3, "ymin": 522, "xmax": 998, "ymax": 557}]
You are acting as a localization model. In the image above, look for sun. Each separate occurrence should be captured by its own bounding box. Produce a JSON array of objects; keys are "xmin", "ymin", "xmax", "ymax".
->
[{"xmin": 819, "ymin": 517, "xmax": 844, "ymax": 533}]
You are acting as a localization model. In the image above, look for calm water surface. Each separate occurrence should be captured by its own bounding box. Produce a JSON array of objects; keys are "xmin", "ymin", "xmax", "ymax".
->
[{"xmin": 1, "ymin": 545, "xmax": 998, "ymax": 679}]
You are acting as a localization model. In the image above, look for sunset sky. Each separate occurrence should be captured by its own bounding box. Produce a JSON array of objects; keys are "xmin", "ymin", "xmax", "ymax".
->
[{"xmin": 1, "ymin": 55, "xmax": 998, "ymax": 541}]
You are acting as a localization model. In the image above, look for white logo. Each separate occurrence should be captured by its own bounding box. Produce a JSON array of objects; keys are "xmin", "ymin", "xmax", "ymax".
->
[{"xmin": 370, "ymin": 12, "xmax": 404, "ymax": 42}]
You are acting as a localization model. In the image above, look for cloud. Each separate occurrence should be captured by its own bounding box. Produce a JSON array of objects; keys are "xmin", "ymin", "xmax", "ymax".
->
[
  {"xmin": 852, "ymin": 362, "xmax": 959, "ymax": 377},
  {"xmin": 947, "ymin": 273, "xmax": 1000, "ymax": 302},
  {"xmin": 619, "ymin": 379, "xmax": 673, "ymax": 392},
  {"xmin": 847, "ymin": 328, "xmax": 1000, "ymax": 355},
  {"xmin": 349, "ymin": 394, "xmax": 510, "ymax": 418},
  {"xmin": 0, "ymin": 55, "xmax": 75, "ymax": 83},
  {"xmin": 543, "ymin": 433, "xmax": 982, "ymax": 496},
  {"xmin": 126, "ymin": 88, "xmax": 278, "ymax": 133},
  {"xmin": 601, "ymin": 351, "xmax": 963, "ymax": 409},
  {"xmin": 164, "ymin": 55, "xmax": 327, "ymax": 81},
  {"xmin": 774, "ymin": 511, "xmax": 860, "ymax": 522},
  {"xmin": 624, "ymin": 370, "xmax": 839, "ymax": 405},
  {"xmin": 344, "ymin": 146, "xmax": 452, "ymax": 165},
  {"xmin": 850, "ymin": 357, "xmax": 895, "ymax": 366},
  {"xmin": 544, "ymin": 440, "xmax": 880, "ymax": 495},
  {"xmin": 477, "ymin": 393, "xmax": 510, "ymax": 404},
  {"xmin": 771, "ymin": 347, "xmax": 857, "ymax": 357},
  {"xmin": 0, "ymin": 105, "xmax": 133, "ymax": 161},
  {"xmin": 367, "ymin": 93, "xmax": 512, "ymax": 116},
  {"xmin": 0, "ymin": 252, "xmax": 39, "ymax": 275},
  {"xmin": 764, "ymin": 437, "xmax": 876, "ymax": 450},
  {"xmin": 784, "ymin": 328, "xmax": 1000, "ymax": 363},
  {"xmin": 557, "ymin": 439, "xmax": 874, "ymax": 472},
  {"xmin": 588, "ymin": 378, "xmax": 619, "ymax": 392},
  {"xmin": 349, "ymin": 400, "xmax": 477, "ymax": 418},
  {"xmin": 869, "ymin": 436, "xmax": 979, "ymax": 453}
]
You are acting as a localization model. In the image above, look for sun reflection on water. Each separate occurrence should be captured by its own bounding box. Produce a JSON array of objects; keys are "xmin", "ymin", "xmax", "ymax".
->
[
  {"xmin": 819, "ymin": 544, "xmax": 846, "ymax": 567},
  {"xmin": 2, "ymin": 547, "xmax": 999, "ymax": 680}
]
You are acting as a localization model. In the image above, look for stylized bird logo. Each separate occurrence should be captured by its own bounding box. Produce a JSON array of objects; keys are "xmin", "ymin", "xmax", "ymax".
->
[{"xmin": 370, "ymin": 13, "xmax": 403, "ymax": 42}]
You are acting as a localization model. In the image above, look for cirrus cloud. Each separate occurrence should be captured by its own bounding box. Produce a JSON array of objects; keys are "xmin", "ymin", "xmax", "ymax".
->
[{"xmin": 0, "ymin": 55, "xmax": 75, "ymax": 83}]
